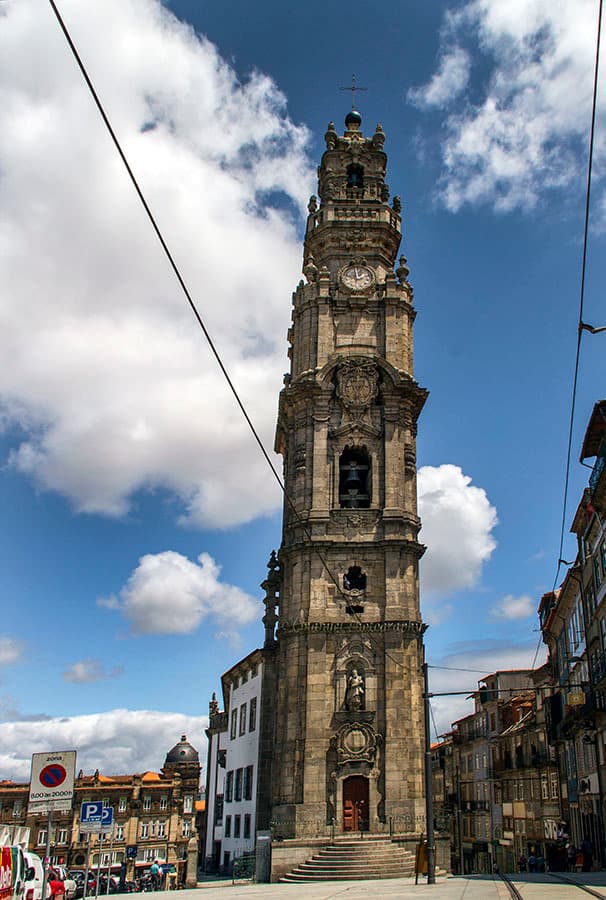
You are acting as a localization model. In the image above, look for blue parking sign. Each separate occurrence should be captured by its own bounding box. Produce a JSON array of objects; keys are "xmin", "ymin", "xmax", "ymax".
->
[
  {"xmin": 80, "ymin": 801, "xmax": 103, "ymax": 824},
  {"xmin": 100, "ymin": 807, "xmax": 114, "ymax": 832}
]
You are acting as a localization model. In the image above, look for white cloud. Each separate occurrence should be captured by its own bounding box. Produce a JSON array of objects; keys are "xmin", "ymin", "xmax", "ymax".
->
[
  {"xmin": 408, "ymin": 46, "xmax": 471, "ymax": 109},
  {"xmin": 418, "ymin": 464, "xmax": 498, "ymax": 600},
  {"xmin": 0, "ymin": 0, "xmax": 313, "ymax": 529},
  {"xmin": 105, "ymin": 549, "xmax": 261, "ymax": 637},
  {"xmin": 490, "ymin": 593, "xmax": 534, "ymax": 619},
  {"xmin": 0, "ymin": 709, "xmax": 206, "ymax": 782},
  {"xmin": 63, "ymin": 659, "xmax": 124, "ymax": 683},
  {"xmin": 410, "ymin": 0, "xmax": 602, "ymax": 211},
  {"xmin": 424, "ymin": 603, "xmax": 454, "ymax": 626},
  {"xmin": 427, "ymin": 640, "xmax": 547, "ymax": 736},
  {"xmin": 0, "ymin": 638, "xmax": 23, "ymax": 666}
]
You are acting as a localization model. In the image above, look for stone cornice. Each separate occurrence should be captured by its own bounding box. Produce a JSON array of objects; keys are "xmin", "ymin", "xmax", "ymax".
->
[
  {"xmin": 280, "ymin": 531, "xmax": 425, "ymax": 557},
  {"xmin": 278, "ymin": 619, "xmax": 427, "ymax": 637}
]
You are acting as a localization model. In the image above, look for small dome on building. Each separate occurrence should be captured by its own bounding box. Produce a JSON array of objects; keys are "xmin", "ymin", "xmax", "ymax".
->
[
  {"xmin": 164, "ymin": 734, "xmax": 199, "ymax": 766},
  {"xmin": 345, "ymin": 109, "xmax": 362, "ymax": 129}
]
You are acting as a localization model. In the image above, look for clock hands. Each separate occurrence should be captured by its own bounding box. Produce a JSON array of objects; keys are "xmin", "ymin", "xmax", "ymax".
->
[{"xmin": 341, "ymin": 265, "xmax": 373, "ymax": 290}]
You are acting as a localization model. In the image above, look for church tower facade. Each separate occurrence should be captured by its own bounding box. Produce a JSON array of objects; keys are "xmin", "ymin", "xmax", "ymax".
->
[{"xmin": 264, "ymin": 110, "xmax": 428, "ymax": 839}]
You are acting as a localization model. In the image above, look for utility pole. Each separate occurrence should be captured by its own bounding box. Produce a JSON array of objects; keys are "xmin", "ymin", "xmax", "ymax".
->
[
  {"xmin": 40, "ymin": 810, "xmax": 53, "ymax": 900},
  {"xmin": 423, "ymin": 658, "xmax": 436, "ymax": 883}
]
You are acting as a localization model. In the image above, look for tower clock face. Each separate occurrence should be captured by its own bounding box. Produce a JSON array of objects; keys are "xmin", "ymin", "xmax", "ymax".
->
[{"xmin": 341, "ymin": 265, "xmax": 374, "ymax": 291}]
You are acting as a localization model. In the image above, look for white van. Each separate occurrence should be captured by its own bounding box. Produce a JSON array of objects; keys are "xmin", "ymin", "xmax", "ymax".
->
[{"xmin": 22, "ymin": 853, "xmax": 48, "ymax": 900}]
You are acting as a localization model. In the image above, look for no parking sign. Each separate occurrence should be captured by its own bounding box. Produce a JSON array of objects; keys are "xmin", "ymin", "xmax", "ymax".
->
[{"xmin": 28, "ymin": 750, "xmax": 77, "ymax": 813}]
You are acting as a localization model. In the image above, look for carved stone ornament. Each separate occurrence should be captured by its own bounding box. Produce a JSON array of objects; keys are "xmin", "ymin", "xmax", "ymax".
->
[
  {"xmin": 344, "ymin": 511, "xmax": 380, "ymax": 530},
  {"xmin": 278, "ymin": 619, "xmax": 426, "ymax": 637},
  {"xmin": 404, "ymin": 445, "xmax": 416, "ymax": 474},
  {"xmin": 334, "ymin": 722, "xmax": 380, "ymax": 765},
  {"xmin": 336, "ymin": 359, "xmax": 378, "ymax": 415}
]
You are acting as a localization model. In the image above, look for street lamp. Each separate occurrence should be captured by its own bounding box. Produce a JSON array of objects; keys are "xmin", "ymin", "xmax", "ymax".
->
[{"xmin": 422, "ymin": 653, "xmax": 436, "ymax": 884}]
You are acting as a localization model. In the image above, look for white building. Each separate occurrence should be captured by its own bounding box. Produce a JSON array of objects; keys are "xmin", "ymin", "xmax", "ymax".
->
[{"xmin": 203, "ymin": 648, "xmax": 265, "ymax": 873}]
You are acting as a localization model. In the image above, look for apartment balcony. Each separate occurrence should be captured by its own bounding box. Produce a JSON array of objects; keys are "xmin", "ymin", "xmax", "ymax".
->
[
  {"xmin": 589, "ymin": 439, "xmax": 605, "ymax": 499},
  {"xmin": 452, "ymin": 728, "xmax": 488, "ymax": 745},
  {"xmin": 470, "ymin": 801, "xmax": 489, "ymax": 812},
  {"xmin": 459, "ymin": 800, "xmax": 490, "ymax": 813},
  {"xmin": 530, "ymin": 749, "xmax": 556, "ymax": 766},
  {"xmin": 495, "ymin": 749, "xmax": 555, "ymax": 771},
  {"xmin": 560, "ymin": 690, "xmax": 600, "ymax": 737},
  {"xmin": 591, "ymin": 653, "xmax": 606, "ymax": 690}
]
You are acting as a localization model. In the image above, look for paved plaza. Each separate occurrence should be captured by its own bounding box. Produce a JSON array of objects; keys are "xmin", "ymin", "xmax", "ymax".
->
[{"xmin": 181, "ymin": 871, "xmax": 606, "ymax": 898}]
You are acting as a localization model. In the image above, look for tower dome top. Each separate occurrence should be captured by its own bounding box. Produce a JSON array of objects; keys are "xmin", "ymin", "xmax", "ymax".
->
[
  {"xmin": 164, "ymin": 734, "xmax": 199, "ymax": 766},
  {"xmin": 345, "ymin": 109, "xmax": 362, "ymax": 129}
]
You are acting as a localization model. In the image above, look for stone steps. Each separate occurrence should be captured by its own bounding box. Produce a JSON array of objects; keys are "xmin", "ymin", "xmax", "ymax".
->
[
  {"xmin": 282, "ymin": 872, "xmax": 412, "ymax": 882},
  {"xmin": 301, "ymin": 856, "xmax": 413, "ymax": 867},
  {"xmin": 280, "ymin": 838, "xmax": 416, "ymax": 883},
  {"xmin": 303, "ymin": 853, "xmax": 414, "ymax": 866}
]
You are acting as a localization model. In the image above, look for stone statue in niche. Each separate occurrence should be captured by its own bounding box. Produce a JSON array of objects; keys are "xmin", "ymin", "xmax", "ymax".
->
[{"xmin": 345, "ymin": 668, "xmax": 365, "ymax": 711}]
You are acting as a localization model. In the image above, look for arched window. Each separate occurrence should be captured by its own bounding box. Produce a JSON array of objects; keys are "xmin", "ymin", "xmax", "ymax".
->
[
  {"xmin": 339, "ymin": 447, "xmax": 370, "ymax": 508},
  {"xmin": 343, "ymin": 565, "xmax": 366, "ymax": 615},
  {"xmin": 346, "ymin": 164, "xmax": 364, "ymax": 189},
  {"xmin": 344, "ymin": 566, "xmax": 366, "ymax": 592}
]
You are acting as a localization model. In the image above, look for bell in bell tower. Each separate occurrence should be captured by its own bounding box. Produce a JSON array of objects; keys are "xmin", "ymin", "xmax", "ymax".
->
[{"xmin": 266, "ymin": 108, "xmax": 428, "ymax": 844}]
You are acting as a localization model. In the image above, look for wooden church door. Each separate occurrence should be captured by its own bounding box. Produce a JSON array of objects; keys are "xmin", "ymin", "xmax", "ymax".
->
[{"xmin": 343, "ymin": 775, "xmax": 369, "ymax": 831}]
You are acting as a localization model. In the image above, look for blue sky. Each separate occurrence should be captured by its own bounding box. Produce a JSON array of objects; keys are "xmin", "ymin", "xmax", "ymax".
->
[{"xmin": 0, "ymin": 0, "xmax": 604, "ymax": 779}]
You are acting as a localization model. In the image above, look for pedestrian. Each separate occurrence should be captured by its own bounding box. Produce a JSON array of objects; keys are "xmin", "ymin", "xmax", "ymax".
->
[
  {"xmin": 119, "ymin": 862, "xmax": 127, "ymax": 893},
  {"xmin": 150, "ymin": 860, "xmax": 160, "ymax": 891},
  {"xmin": 581, "ymin": 836, "xmax": 593, "ymax": 872},
  {"xmin": 48, "ymin": 870, "xmax": 65, "ymax": 900},
  {"xmin": 567, "ymin": 843, "xmax": 577, "ymax": 872}
]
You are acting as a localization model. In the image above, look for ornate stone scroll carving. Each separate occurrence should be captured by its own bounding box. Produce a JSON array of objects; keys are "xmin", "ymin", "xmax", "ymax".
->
[
  {"xmin": 332, "ymin": 722, "xmax": 381, "ymax": 765},
  {"xmin": 336, "ymin": 359, "xmax": 378, "ymax": 426}
]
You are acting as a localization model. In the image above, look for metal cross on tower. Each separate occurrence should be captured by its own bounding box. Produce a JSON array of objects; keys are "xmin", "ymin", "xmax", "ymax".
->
[{"xmin": 339, "ymin": 74, "xmax": 367, "ymax": 109}]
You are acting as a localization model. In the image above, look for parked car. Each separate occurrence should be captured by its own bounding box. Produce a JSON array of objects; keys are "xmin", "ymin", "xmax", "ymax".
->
[
  {"xmin": 70, "ymin": 871, "xmax": 96, "ymax": 899},
  {"xmin": 52, "ymin": 868, "xmax": 76, "ymax": 900}
]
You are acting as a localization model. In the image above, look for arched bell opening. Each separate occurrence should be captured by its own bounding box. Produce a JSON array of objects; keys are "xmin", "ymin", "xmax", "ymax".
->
[
  {"xmin": 346, "ymin": 163, "xmax": 364, "ymax": 189},
  {"xmin": 339, "ymin": 447, "xmax": 371, "ymax": 508}
]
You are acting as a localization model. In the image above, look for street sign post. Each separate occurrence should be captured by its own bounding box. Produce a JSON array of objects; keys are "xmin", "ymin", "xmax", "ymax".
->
[
  {"xmin": 28, "ymin": 751, "xmax": 76, "ymax": 814},
  {"xmin": 104, "ymin": 811, "xmax": 116, "ymax": 897},
  {"xmin": 29, "ymin": 751, "xmax": 77, "ymax": 900}
]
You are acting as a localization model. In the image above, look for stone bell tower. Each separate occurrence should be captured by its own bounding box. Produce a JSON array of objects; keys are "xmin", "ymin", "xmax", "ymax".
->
[{"xmin": 265, "ymin": 110, "xmax": 428, "ymax": 839}]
